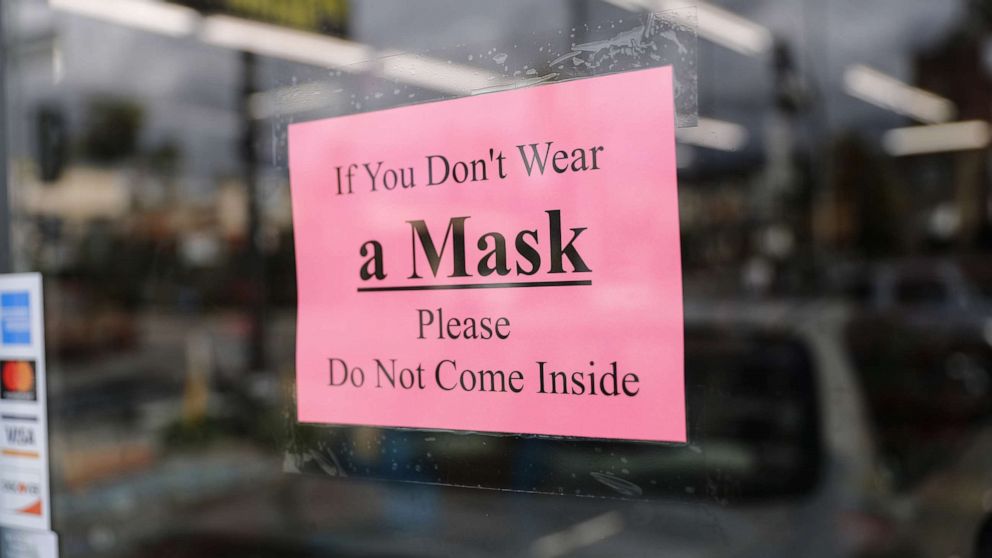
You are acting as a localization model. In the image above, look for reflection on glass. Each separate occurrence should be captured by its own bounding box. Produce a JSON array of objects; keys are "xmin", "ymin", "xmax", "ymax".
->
[{"xmin": 3, "ymin": 0, "xmax": 992, "ymax": 556}]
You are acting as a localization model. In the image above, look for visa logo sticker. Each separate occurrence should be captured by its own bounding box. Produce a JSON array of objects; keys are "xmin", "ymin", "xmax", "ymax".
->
[
  {"xmin": 4, "ymin": 426, "xmax": 35, "ymax": 447},
  {"xmin": 0, "ymin": 424, "xmax": 41, "ymax": 460},
  {"xmin": 0, "ymin": 292, "xmax": 31, "ymax": 346}
]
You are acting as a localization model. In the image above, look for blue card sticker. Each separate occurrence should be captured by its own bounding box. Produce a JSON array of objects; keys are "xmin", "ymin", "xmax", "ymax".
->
[{"xmin": 1, "ymin": 291, "xmax": 31, "ymax": 345}]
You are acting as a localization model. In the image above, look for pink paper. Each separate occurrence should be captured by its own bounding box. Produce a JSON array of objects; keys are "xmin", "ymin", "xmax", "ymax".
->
[{"xmin": 289, "ymin": 66, "xmax": 684, "ymax": 442}]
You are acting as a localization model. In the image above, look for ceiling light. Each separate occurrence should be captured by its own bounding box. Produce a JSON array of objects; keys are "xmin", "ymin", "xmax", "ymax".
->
[
  {"xmin": 49, "ymin": 0, "xmax": 198, "ymax": 37},
  {"xmin": 676, "ymin": 117, "xmax": 748, "ymax": 151},
  {"xmin": 200, "ymin": 15, "xmax": 374, "ymax": 72},
  {"xmin": 377, "ymin": 51, "xmax": 501, "ymax": 96},
  {"xmin": 603, "ymin": 0, "xmax": 773, "ymax": 57},
  {"xmin": 882, "ymin": 120, "xmax": 989, "ymax": 156},
  {"xmin": 248, "ymin": 82, "xmax": 344, "ymax": 120},
  {"xmin": 844, "ymin": 64, "xmax": 956, "ymax": 124},
  {"xmin": 49, "ymin": 0, "xmax": 504, "ymax": 97}
]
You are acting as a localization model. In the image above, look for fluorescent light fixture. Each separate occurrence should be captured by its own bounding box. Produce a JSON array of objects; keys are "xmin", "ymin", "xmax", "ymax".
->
[
  {"xmin": 844, "ymin": 64, "xmax": 956, "ymax": 124},
  {"xmin": 48, "ymin": 0, "xmax": 504, "ymax": 97},
  {"xmin": 378, "ymin": 51, "xmax": 501, "ymax": 96},
  {"xmin": 248, "ymin": 82, "xmax": 344, "ymax": 120},
  {"xmin": 603, "ymin": 0, "xmax": 773, "ymax": 56},
  {"xmin": 676, "ymin": 117, "xmax": 748, "ymax": 151},
  {"xmin": 200, "ymin": 15, "xmax": 374, "ymax": 71},
  {"xmin": 49, "ymin": 0, "xmax": 198, "ymax": 37},
  {"xmin": 882, "ymin": 120, "xmax": 990, "ymax": 156},
  {"xmin": 684, "ymin": 1, "xmax": 773, "ymax": 56}
]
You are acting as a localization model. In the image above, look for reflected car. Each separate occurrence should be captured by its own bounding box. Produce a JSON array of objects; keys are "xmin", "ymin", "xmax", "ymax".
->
[{"xmin": 284, "ymin": 301, "xmax": 898, "ymax": 557}]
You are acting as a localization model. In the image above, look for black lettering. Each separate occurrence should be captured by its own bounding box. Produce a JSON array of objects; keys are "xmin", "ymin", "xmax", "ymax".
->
[
  {"xmin": 514, "ymin": 229, "xmax": 540, "ymax": 275},
  {"xmin": 446, "ymin": 316, "xmax": 461, "ymax": 338},
  {"xmin": 622, "ymin": 372, "xmax": 640, "ymax": 396},
  {"xmin": 600, "ymin": 361, "xmax": 619, "ymax": 396},
  {"xmin": 435, "ymin": 360, "xmax": 457, "ymax": 391},
  {"xmin": 477, "ymin": 369, "xmax": 504, "ymax": 392},
  {"xmin": 375, "ymin": 358, "xmax": 397, "ymax": 388},
  {"xmin": 507, "ymin": 370, "xmax": 524, "ymax": 393},
  {"xmin": 329, "ymin": 358, "xmax": 348, "ymax": 386},
  {"xmin": 570, "ymin": 371, "xmax": 586, "ymax": 395},
  {"xmin": 426, "ymin": 155, "xmax": 450, "ymax": 185},
  {"xmin": 477, "ymin": 232, "xmax": 510, "ymax": 276},
  {"xmin": 570, "ymin": 148, "xmax": 588, "ymax": 172},
  {"xmin": 417, "ymin": 309, "xmax": 433, "ymax": 339},
  {"xmin": 516, "ymin": 142, "xmax": 552, "ymax": 176},
  {"xmin": 408, "ymin": 216, "xmax": 471, "ymax": 278},
  {"xmin": 479, "ymin": 317, "xmax": 493, "ymax": 340},
  {"xmin": 552, "ymin": 149, "xmax": 569, "ymax": 173},
  {"xmin": 495, "ymin": 318, "xmax": 510, "ymax": 339},
  {"xmin": 546, "ymin": 210, "xmax": 591, "ymax": 273},
  {"xmin": 359, "ymin": 240, "xmax": 386, "ymax": 280},
  {"xmin": 364, "ymin": 161, "xmax": 383, "ymax": 190},
  {"xmin": 590, "ymin": 146, "xmax": 604, "ymax": 170}
]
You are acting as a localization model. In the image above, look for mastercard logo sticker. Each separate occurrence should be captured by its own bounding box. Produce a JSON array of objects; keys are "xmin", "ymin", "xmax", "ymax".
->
[{"xmin": 1, "ymin": 360, "xmax": 36, "ymax": 401}]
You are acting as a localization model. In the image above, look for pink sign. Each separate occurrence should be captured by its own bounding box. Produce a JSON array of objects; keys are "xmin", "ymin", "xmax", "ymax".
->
[{"xmin": 289, "ymin": 66, "xmax": 684, "ymax": 443}]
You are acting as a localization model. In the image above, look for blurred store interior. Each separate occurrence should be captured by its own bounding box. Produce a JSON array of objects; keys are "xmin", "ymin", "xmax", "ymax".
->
[{"xmin": 4, "ymin": 0, "xmax": 992, "ymax": 556}]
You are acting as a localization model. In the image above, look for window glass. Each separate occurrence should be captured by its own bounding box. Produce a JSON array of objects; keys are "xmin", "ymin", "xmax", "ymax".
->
[{"xmin": 4, "ymin": 1, "xmax": 992, "ymax": 557}]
